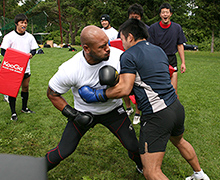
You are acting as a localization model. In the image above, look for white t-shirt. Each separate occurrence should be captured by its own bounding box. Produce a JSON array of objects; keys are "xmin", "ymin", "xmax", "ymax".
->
[
  {"xmin": 102, "ymin": 27, "xmax": 118, "ymax": 41},
  {"xmin": 1, "ymin": 30, "xmax": 38, "ymax": 73},
  {"xmin": 49, "ymin": 47, "xmax": 123, "ymax": 115}
]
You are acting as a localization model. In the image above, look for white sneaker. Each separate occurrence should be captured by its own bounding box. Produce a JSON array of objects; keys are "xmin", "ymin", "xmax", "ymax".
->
[
  {"xmin": 126, "ymin": 108, "xmax": 134, "ymax": 116},
  {"xmin": 133, "ymin": 114, "xmax": 140, "ymax": 124},
  {"xmin": 186, "ymin": 173, "xmax": 210, "ymax": 180},
  {"xmin": 3, "ymin": 95, "xmax": 9, "ymax": 103}
]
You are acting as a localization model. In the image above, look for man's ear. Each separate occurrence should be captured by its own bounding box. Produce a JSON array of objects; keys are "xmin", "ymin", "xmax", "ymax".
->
[
  {"xmin": 83, "ymin": 44, "xmax": 90, "ymax": 53},
  {"xmin": 128, "ymin": 33, "xmax": 134, "ymax": 42}
]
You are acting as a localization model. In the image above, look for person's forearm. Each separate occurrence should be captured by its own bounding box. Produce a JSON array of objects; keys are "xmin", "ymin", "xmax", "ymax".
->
[
  {"xmin": 30, "ymin": 49, "xmax": 36, "ymax": 56},
  {"xmin": 1, "ymin": 48, "xmax": 6, "ymax": 56},
  {"xmin": 178, "ymin": 44, "xmax": 185, "ymax": 64},
  {"xmin": 29, "ymin": 49, "xmax": 36, "ymax": 59},
  {"xmin": 106, "ymin": 84, "xmax": 129, "ymax": 99},
  {"xmin": 178, "ymin": 44, "xmax": 186, "ymax": 73},
  {"xmin": 106, "ymin": 73, "xmax": 135, "ymax": 99}
]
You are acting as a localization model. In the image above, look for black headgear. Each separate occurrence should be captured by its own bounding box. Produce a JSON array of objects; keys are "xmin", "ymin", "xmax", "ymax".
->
[{"xmin": 100, "ymin": 14, "xmax": 111, "ymax": 24}]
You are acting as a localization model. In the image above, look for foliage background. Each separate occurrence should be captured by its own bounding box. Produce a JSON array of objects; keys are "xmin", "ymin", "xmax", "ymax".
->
[{"xmin": 0, "ymin": 0, "xmax": 220, "ymax": 51}]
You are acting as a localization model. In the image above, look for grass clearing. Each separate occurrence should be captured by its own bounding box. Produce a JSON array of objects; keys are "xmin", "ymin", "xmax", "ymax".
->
[{"xmin": 0, "ymin": 48, "xmax": 219, "ymax": 179}]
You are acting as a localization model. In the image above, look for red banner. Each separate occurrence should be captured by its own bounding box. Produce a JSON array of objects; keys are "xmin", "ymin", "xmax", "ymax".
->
[{"xmin": 0, "ymin": 48, "xmax": 30, "ymax": 97}]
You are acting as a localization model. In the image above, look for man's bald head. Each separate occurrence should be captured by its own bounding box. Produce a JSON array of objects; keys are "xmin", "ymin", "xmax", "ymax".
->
[{"xmin": 80, "ymin": 25, "xmax": 108, "ymax": 47}]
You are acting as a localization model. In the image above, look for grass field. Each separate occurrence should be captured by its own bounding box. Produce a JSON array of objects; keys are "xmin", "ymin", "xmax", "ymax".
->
[{"xmin": 0, "ymin": 48, "xmax": 219, "ymax": 180}]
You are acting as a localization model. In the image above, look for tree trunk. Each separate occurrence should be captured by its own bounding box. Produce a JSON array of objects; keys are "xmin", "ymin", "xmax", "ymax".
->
[
  {"xmin": 211, "ymin": 28, "xmax": 214, "ymax": 53},
  {"xmin": 71, "ymin": 30, "xmax": 74, "ymax": 45},
  {"xmin": 71, "ymin": 24, "xmax": 80, "ymax": 45},
  {"xmin": 69, "ymin": 21, "xmax": 74, "ymax": 45},
  {"xmin": 65, "ymin": 31, "xmax": 69, "ymax": 44}
]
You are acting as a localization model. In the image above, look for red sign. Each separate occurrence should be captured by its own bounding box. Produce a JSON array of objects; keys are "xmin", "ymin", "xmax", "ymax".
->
[{"xmin": 0, "ymin": 48, "xmax": 30, "ymax": 97}]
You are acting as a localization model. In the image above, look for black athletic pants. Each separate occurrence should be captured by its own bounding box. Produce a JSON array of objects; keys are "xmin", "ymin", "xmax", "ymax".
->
[{"xmin": 45, "ymin": 105, "xmax": 142, "ymax": 171}]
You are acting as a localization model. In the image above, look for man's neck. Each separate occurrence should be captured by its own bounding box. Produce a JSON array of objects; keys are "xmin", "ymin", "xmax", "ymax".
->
[
  {"xmin": 159, "ymin": 21, "xmax": 171, "ymax": 29},
  {"xmin": 83, "ymin": 51, "xmax": 99, "ymax": 65},
  {"xmin": 15, "ymin": 28, "xmax": 25, "ymax": 35},
  {"xmin": 104, "ymin": 25, "xmax": 111, "ymax": 30},
  {"xmin": 131, "ymin": 39, "xmax": 146, "ymax": 48}
]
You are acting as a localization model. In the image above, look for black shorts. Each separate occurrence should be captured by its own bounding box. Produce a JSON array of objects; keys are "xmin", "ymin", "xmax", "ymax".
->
[
  {"xmin": 23, "ymin": 73, "xmax": 31, "ymax": 79},
  {"xmin": 139, "ymin": 99, "xmax": 185, "ymax": 154},
  {"xmin": 167, "ymin": 55, "xmax": 178, "ymax": 72}
]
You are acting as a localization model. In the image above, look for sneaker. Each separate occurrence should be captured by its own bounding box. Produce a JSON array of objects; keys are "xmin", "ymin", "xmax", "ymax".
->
[
  {"xmin": 136, "ymin": 165, "xmax": 143, "ymax": 174},
  {"xmin": 126, "ymin": 107, "xmax": 134, "ymax": 116},
  {"xmin": 11, "ymin": 113, "xmax": 18, "ymax": 121},
  {"xmin": 133, "ymin": 114, "xmax": 140, "ymax": 124},
  {"xmin": 21, "ymin": 108, "xmax": 35, "ymax": 113},
  {"xmin": 3, "ymin": 95, "xmax": 9, "ymax": 103},
  {"xmin": 186, "ymin": 173, "xmax": 210, "ymax": 180}
]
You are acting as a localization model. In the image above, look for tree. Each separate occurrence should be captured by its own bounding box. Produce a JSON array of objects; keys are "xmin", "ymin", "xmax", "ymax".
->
[
  {"xmin": 190, "ymin": 0, "xmax": 220, "ymax": 52},
  {"xmin": 32, "ymin": 0, "xmax": 92, "ymax": 45},
  {"xmin": 14, "ymin": 0, "xmax": 219, "ymax": 50},
  {"xmin": 1, "ymin": 0, "xmax": 20, "ymax": 23}
]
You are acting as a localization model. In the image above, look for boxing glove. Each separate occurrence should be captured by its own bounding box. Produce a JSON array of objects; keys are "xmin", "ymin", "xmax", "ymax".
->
[
  {"xmin": 62, "ymin": 104, "xmax": 78, "ymax": 120},
  {"xmin": 74, "ymin": 111, "xmax": 94, "ymax": 129},
  {"xmin": 78, "ymin": 86, "xmax": 108, "ymax": 103},
  {"xmin": 62, "ymin": 104, "xmax": 94, "ymax": 129},
  {"xmin": 99, "ymin": 65, "xmax": 119, "ymax": 87}
]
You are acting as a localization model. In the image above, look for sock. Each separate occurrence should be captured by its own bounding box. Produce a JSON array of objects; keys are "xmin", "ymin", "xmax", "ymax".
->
[
  {"xmin": 9, "ymin": 96, "xmax": 16, "ymax": 114},
  {"xmin": 21, "ymin": 91, "xmax": 29, "ymax": 110},
  {"xmin": 134, "ymin": 113, "xmax": 140, "ymax": 116},
  {"xmin": 194, "ymin": 169, "xmax": 205, "ymax": 179},
  {"xmin": 127, "ymin": 107, "xmax": 132, "ymax": 110}
]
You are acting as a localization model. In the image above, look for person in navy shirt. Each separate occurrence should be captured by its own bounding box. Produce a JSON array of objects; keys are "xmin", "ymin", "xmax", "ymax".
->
[
  {"xmin": 78, "ymin": 19, "xmax": 210, "ymax": 180},
  {"xmin": 148, "ymin": 3, "xmax": 186, "ymax": 99},
  {"xmin": 119, "ymin": 3, "xmax": 150, "ymax": 124}
]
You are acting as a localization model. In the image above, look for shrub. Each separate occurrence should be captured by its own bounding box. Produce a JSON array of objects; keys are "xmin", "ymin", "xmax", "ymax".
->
[{"xmin": 44, "ymin": 30, "xmax": 61, "ymax": 44}]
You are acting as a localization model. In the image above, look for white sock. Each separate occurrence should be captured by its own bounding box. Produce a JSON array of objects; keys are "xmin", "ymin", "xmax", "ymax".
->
[{"xmin": 194, "ymin": 169, "xmax": 205, "ymax": 179}]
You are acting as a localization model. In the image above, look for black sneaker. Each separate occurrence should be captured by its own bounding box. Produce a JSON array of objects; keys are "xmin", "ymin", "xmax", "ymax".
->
[
  {"xmin": 21, "ymin": 108, "xmax": 35, "ymax": 113},
  {"xmin": 11, "ymin": 113, "xmax": 18, "ymax": 121}
]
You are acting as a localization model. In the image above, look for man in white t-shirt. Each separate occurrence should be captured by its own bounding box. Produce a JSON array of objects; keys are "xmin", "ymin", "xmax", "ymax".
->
[
  {"xmin": 100, "ymin": 14, "xmax": 118, "ymax": 41},
  {"xmin": 45, "ymin": 25, "xmax": 143, "ymax": 173},
  {"xmin": 1, "ymin": 14, "xmax": 38, "ymax": 121}
]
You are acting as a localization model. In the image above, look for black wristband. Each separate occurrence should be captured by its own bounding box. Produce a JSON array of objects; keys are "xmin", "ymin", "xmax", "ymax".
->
[{"xmin": 62, "ymin": 104, "xmax": 78, "ymax": 119}]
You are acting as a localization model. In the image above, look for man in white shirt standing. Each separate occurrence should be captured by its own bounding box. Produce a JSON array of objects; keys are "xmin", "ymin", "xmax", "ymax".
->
[{"xmin": 100, "ymin": 14, "xmax": 118, "ymax": 41}]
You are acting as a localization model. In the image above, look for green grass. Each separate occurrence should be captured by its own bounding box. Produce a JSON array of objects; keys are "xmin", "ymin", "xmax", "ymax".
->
[{"xmin": 0, "ymin": 48, "xmax": 219, "ymax": 179}]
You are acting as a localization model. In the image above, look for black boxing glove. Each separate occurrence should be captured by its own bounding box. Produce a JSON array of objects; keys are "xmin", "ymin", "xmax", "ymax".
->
[
  {"xmin": 99, "ymin": 65, "xmax": 119, "ymax": 87},
  {"xmin": 62, "ymin": 104, "xmax": 79, "ymax": 120},
  {"xmin": 62, "ymin": 105, "xmax": 94, "ymax": 129},
  {"xmin": 74, "ymin": 111, "xmax": 94, "ymax": 129}
]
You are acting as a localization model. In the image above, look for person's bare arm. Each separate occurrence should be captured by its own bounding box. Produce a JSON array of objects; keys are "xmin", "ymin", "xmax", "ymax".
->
[
  {"xmin": 106, "ymin": 73, "xmax": 136, "ymax": 99},
  {"xmin": 177, "ymin": 44, "xmax": 186, "ymax": 73},
  {"xmin": 47, "ymin": 86, "xmax": 68, "ymax": 111}
]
